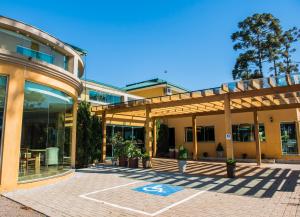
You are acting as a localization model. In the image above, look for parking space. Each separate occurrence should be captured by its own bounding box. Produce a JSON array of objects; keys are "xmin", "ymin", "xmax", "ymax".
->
[{"xmin": 2, "ymin": 160, "xmax": 300, "ymax": 217}]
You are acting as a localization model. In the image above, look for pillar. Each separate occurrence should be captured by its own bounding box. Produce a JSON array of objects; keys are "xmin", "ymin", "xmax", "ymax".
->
[
  {"xmin": 71, "ymin": 99, "xmax": 78, "ymax": 168},
  {"xmin": 145, "ymin": 105, "xmax": 153, "ymax": 157},
  {"xmin": 153, "ymin": 119, "xmax": 157, "ymax": 157},
  {"xmin": 192, "ymin": 115, "xmax": 198, "ymax": 160},
  {"xmin": 253, "ymin": 110, "xmax": 261, "ymax": 166},
  {"xmin": 101, "ymin": 110, "xmax": 107, "ymax": 162},
  {"xmin": 0, "ymin": 70, "xmax": 25, "ymax": 190},
  {"xmin": 224, "ymin": 94, "xmax": 234, "ymax": 159}
]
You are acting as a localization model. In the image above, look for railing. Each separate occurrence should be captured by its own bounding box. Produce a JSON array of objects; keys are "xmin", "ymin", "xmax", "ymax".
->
[{"xmin": 16, "ymin": 45, "xmax": 54, "ymax": 64}]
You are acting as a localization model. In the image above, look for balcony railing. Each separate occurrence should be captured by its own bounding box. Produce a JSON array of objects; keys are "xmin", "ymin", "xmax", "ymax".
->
[{"xmin": 16, "ymin": 45, "xmax": 54, "ymax": 64}]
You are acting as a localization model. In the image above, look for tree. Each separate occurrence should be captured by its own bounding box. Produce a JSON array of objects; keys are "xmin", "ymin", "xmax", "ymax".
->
[
  {"xmin": 231, "ymin": 13, "xmax": 282, "ymax": 79},
  {"xmin": 278, "ymin": 27, "xmax": 300, "ymax": 74},
  {"xmin": 76, "ymin": 101, "xmax": 101, "ymax": 167}
]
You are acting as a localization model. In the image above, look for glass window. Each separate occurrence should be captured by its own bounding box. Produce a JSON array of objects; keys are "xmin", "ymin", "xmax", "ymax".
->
[
  {"xmin": 0, "ymin": 28, "xmax": 69, "ymax": 71},
  {"xmin": 232, "ymin": 123, "xmax": 265, "ymax": 142},
  {"xmin": 281, "ymin": 123, "xmax": 298, "ymax": 155},
  {"xmin": 89, "ymin": 90, "xmax": 121, "ymax": 104},
  {"xmin": 185, "ymin": 126, "xmax": 215, "ymax": 142},
  {"xmin": 19, "ymin": 81, "xmax": 74, "ymax": 181},
  {"xmin": 0, "ymin": 76, "xmax": 7, "ymax": 172}
]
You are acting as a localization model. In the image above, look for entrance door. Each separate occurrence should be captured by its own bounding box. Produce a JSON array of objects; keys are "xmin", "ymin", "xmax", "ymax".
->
[
  {"xmin": 280, "ymin": 122, "xmax": 298, "ymax": 155},
  {"xmin": 168, "ymin": 128, "xmax": 175, "ymax": 149}
]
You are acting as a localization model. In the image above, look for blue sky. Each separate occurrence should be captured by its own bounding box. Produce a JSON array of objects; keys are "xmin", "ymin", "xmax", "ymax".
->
[{"xmin": 1, "ymin": 0, "xmax": 300, "ymax": 90}]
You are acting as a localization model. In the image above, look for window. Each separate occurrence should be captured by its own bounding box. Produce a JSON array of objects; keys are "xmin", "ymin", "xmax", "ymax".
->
[
  {"xmin": 185, "ymin": 126, "xmax": 215, "ymax": 142},
  {"xmin": 232, "ymin": 124, "xmax": 266, "ymax": 142},
  {"xmin": 19, "ymin": 81, "xmax": 74, "ymax": 181},
  {"xmin": 89, "ymin": 90, "xmax": 121, "ymax": 104}
]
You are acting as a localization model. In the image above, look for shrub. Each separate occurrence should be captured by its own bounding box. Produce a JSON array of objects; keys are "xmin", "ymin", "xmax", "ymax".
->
[{"xmin": 178, "ymin": 145, "xmax": 188, "ymax": 160}]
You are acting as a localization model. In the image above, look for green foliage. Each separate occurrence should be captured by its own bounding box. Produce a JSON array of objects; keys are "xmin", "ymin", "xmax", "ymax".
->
[
  {"xmin": 226, "ymin": 159, "xmax": 237, "ymax": 165},
  {"xmin": 142, "ymin": 152, "xmax": 150, "ymax": 160},
  {"xmin": 127, "ymin": 141, "xmax": 142, "ymax": 158},
  {"xmin": 178, "ymin": 145, "xmax": 188, "ymax": 160},
  {"xmin": 112, "ymin": 132, "xmax": 127, "ymax": 158},
  {"xmin": 76, "ymin": 101, "xmax": 101, "ymax": 167},
  {"xmin": 231, "ymin": 13, "xmax": 300, "ymax": 80}
]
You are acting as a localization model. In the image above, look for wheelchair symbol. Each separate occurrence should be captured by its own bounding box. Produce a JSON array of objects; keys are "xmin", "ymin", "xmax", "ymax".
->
[{"xmin": 142, "ymin": 185, "xmax": 164, "ymax": 193}]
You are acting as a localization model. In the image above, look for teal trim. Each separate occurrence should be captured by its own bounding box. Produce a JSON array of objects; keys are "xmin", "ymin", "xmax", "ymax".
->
[
  {"xmin": 122, "ymin": 78, "xmax": 189, "ymax": 92},
  {"xmin": 84, "ymin": 79, "xmax": 126, "ymax": 92}
]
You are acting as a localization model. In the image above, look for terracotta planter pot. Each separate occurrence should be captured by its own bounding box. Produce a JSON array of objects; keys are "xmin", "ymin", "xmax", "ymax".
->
[
  {"xmin": 118, "ymin": 156, "xmax": 128, "ymax": 167},
  {"xmin": 169, "ymin": 149, "xmax": 175, "ymax": 159},
  {"xmin": 142, "ymin": 159, "xmax": 151, "ymax": 169},
  {"xmin": 128, "ymin": 158, "xmax": 139, "ymax": 168},
  {"xmin": 226, "ymin": 163, "xmax": 236, "ymax": 178}
]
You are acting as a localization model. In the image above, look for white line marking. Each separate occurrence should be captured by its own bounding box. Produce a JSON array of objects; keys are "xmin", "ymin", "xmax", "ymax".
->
[
  {"xmin": 80, "ymin": 181, "xmax": 143, "ymax": 197},
  {"xmin": 79, "ymin": 181, "xmax": 210, "ymax": 216}
]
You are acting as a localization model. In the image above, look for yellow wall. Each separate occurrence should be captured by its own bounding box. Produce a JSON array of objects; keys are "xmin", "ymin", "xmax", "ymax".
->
[
  {"xmin": 167, "ymin": 109, "xmax": 300, "ymax": 160},
  {"xmin": 0, "ymin": 61, "xmax": 79, "ymax": 191},
  {"xmin": 127, "ymin": 86, "xmax": 184, "ymax": 98}
]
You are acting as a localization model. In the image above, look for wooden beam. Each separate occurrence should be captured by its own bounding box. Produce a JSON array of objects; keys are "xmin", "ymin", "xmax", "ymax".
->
[
  {"xmin": 192, "ymin": 115, "xmax": 198, "ymax": 160},
  {"xmin": 253, "ymin": 110, "xmax": 261, "ymax": 166},
  {"xmin": 153, "ymin": 119, "xmax": 157, "ymax": 157},
  {"xmin": 224, "ymin": 94, "xmax": 234, "ymax": 159},
  {"xmin": 145, "ymin": 105, "xmax": 153, "ymax": 157},
  {"xmin": 101, "ymin": 110, "xmax": 107, "ymax": 162}
]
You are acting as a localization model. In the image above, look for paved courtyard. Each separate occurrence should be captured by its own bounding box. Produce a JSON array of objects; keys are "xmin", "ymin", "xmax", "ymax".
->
[{"xmin": 2, "ymin": 159, "xmax": 300, "ymax": 217}]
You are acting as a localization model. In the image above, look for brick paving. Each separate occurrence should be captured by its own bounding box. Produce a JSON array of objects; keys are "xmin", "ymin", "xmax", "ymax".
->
[
  {"xmin": 0, "ymin": 195, "xmax": 45, "ymax": 217},
  {"xmin": 2, "ymin": 159, "xmax": 300, "ymax": 217}
]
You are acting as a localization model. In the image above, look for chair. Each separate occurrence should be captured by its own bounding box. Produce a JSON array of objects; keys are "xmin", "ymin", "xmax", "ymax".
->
[{"xmin": 20, "ymin": 148, "xmax": 36, "ymax": 174}]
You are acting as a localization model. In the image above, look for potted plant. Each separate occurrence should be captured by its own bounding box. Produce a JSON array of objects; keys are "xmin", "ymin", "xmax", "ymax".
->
[
  {"xmin": 127, "ymin": 141, "xmax": 141, "ymax": 168},
  {"xmin": 112, "ymin": 133, "xmax": 129, "ymax": 167},
  {"xmin": 226, "ymin": 159, "xmax": 237, "ymax": 178},
  {"xmin": 216, "ymin": 143, "xmax": 224, "ymax": 158},
  {"xmin": 178, "ymin": 145, "xmax": 188, "ymax": 173},
  {"xmin": 203, "ymin": 152, "xmax": 208, "ymax": 158},
  {"xmin": 242, "ymin": 153, "xmax": 247, "ymax": 159},
  {"xmin": 142, "ymin": 153, "xmax": 151, "ymax": 169}
]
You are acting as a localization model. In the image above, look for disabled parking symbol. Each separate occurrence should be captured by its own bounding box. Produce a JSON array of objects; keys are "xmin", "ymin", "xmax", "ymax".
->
[{"xmin": 133, "ymin": 183, "xmax": 183, "ymax": 196}]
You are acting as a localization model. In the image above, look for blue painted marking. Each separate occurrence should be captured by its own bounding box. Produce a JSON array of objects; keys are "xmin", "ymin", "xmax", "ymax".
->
[{"xmin": 132, "ymin": 184, "xmax": 183, "ymax": 196}]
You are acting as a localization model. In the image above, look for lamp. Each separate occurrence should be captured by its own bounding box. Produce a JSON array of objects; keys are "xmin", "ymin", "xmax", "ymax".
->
[{"xmin": 269, "ymin": 116, "xmax": 273, "ymax": 123}]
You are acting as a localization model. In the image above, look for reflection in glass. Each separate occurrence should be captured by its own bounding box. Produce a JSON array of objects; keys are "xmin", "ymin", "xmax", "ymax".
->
[
  {"xmin": 0, "ymin": 76, "xmax": 7, "ymax": 172},
  {"xmin": 281, "ymin": 123, "xmax": 298, "ymax": 155},
  {"xmin": 19, "ymin": 81, "xmax": 74, "ymax": 181}
]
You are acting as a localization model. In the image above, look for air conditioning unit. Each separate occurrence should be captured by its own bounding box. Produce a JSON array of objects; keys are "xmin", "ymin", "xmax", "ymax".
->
[{"xmin": 165, "ymin": 87, "xmax": 172, "ymax": 96}]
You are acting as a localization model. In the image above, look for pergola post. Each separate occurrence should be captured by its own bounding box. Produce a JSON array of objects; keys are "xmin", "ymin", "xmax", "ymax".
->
[
  {"xmin": 153, "ymin": 118, "xmax": 157, "ymax": 157},
  {"xmin": 253, "ymin": 110, "xmax": 262, "ymax": 166},
  {"xmin": 224, "ymin": 94, "xmax": 234, "ymax": 159},
  {"xmin": 145, "ymin": 105, "xmax": 153, "ymax": 157},
  {"xmin": 101, "ymin": 110, "xmax": 107, "ymax": 163},
  {"xmin": 192, "ymin": 115, "xmax": 198, "ymax": 160}
]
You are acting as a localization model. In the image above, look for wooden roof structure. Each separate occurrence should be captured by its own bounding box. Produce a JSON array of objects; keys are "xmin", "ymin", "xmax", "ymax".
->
[{"xmin": 92, "ymin": 73, "xmax": 300, "ymax": 125}]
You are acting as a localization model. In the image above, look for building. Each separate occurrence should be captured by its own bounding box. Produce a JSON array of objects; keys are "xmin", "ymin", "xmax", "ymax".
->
[
  {"xmin": 93, "ymin": 75, "xmax": 300, "ymax": 163},
  {"xmin": 0, "ymin": 16, "xmax": 84, "ymax": 190},
  {"xmin": 123, "ymin": 78, "xmax": 188, "ymax": 98}
]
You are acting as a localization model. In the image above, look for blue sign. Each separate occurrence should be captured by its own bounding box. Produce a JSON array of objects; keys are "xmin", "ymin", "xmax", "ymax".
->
[{"xmin": 133, "ymin": 184, "xmax": 183, "ymax": 196}]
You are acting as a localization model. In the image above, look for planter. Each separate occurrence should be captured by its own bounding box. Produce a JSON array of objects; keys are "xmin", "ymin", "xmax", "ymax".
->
[
  {"xmin": 118, "ymin": 156, "xmax": 128, "ymax": 167},
  {"xmin": 226, "ymin": 163, "xmax": 236, "ymax": 178},
  {"xmin": 178, "ymin": 160, "xmax": 187, "ymax": 173},
  {"xmin": 169, "ymin": 148, "xmax": 175, "ymax": 159},
  {"xmin": 175, "ymin": 149, "xmax": 179, "ymax": 159},
  {"xmin": 142, "ymin": 159, "xmax": 151, "ymax": 169},
  {"xmin": 128, "ymin": 158, "xmax": 139, "ymax": 168},
  {"xmin": 217, "ymin": 151, "xmax": 224, "ymax": 158},
  {"xmin": 111, "ymin": 158, "xmax": 118, "ymax": 166}
]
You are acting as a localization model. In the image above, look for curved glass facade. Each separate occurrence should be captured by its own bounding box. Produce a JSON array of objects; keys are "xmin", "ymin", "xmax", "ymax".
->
[
  {"xmin": 0, "ymin": 28, "xmax": 69, "ymax": 71},
  {"xmin": 0, "ymin": 76, "xmax": 7, "ymax": 174},
  {"xmin": 19, "ymin": 81, "xmax": 74, "ymax": 181}
]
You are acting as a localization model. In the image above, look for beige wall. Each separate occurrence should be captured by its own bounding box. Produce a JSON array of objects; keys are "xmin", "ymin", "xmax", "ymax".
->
[
  {"xmin": 0, "ymin": 61, "xmax": 79, "ymax": 191},
  {"xmin": 167, "ymin": 109, "xmax": 300, "ymax": 159}
]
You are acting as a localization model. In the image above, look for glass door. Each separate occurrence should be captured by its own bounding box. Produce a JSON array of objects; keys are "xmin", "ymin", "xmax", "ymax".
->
[{"xmin": 280, "ymin": 123, "xmax": 298, "ymax": 155}]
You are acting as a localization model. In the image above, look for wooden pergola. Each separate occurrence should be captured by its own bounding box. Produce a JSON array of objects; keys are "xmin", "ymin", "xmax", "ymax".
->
[{"xmin": 92, "ymin": 74, "xmax": 300, "ymax": 166}]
